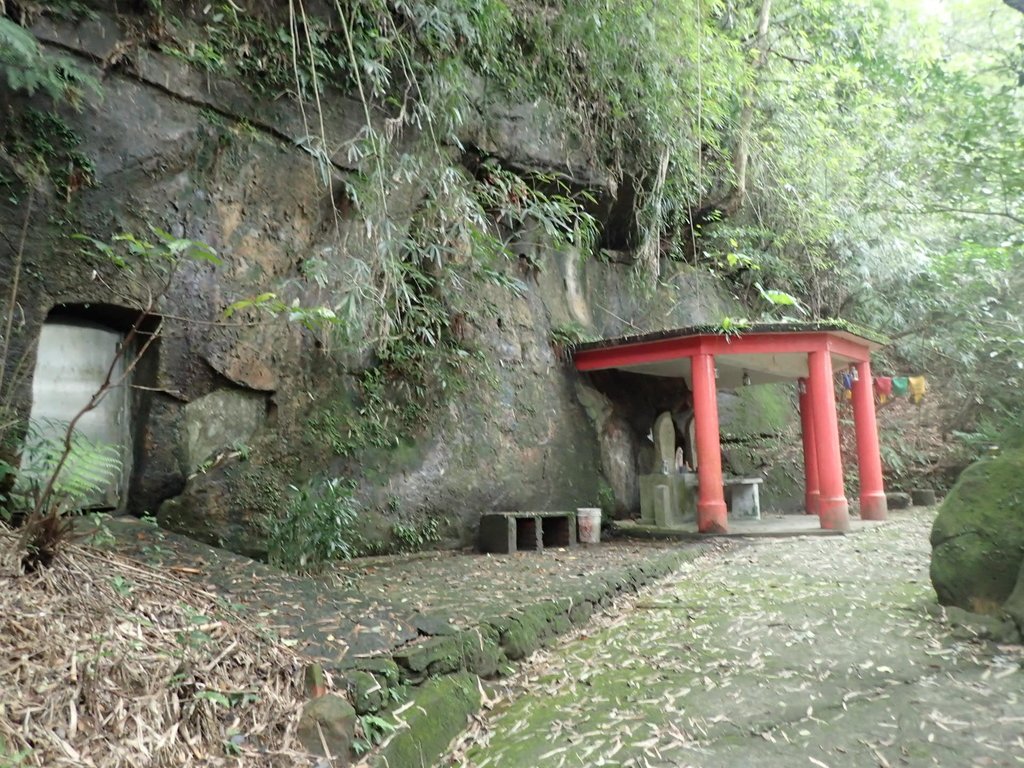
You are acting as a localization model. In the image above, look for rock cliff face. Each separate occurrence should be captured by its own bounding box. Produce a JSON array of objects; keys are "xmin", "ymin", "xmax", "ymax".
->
[{"xmin": 0, "ymin": 3, "xmax": 795, "ymax": 556}]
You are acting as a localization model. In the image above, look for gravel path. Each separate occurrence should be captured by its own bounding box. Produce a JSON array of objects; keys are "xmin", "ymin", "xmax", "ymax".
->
[{"xmin": 451, "ymin": 509, "xmax": 1024, "ymax": 767}]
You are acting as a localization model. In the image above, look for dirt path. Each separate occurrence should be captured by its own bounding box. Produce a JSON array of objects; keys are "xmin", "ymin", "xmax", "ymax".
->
[{"xmin": 451, "ymin": 510, "xmax": 1024, "ymax": 767}]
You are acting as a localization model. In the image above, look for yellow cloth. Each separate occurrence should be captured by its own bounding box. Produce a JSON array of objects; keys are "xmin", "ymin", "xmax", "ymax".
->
[{"xmin": 908, "ymin": 376, "xmax": 927, "ymax": 405}]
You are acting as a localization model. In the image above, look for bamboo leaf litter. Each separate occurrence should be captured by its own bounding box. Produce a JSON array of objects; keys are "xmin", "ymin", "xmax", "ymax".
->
[
  {"xmin": 0, "ymin": 532, "xmax": 323, "ymax": 767},
  {"xmin": 447, "ymin": 511, "xmax": 1024, "ymax": 767}
]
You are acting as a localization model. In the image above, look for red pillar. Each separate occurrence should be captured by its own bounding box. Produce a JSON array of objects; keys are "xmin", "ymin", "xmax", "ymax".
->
[
  {"xmin": 807, "ymin": 349, "xmax": 849, "ymax": 531},
  {"xmin": 798, "ymin": 378, "xmax": 820, "ymax": 515},
  {"xmin": 852, "ymin": 360, "xmax": 887, "ymax": 520},
  {"xmin": 692, "ymin": 352, "xmax": 728, "ymax": 534}
]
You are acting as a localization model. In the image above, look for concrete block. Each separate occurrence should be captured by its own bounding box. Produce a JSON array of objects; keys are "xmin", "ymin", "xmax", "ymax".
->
[
  {"xmin": 887, "ymin": 491, "xmax": 912, "ymax": 510},
  {"xmin": 911, "ymin": 488, "xmax": 937, "ymax": 506}
]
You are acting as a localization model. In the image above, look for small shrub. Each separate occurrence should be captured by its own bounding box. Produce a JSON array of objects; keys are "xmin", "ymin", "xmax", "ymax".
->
[
  {"xmin": 389, "ymin": 516, "xmax": 443, "ymax": 553},
  {"xmin": 263, "ymin": 477, "xmax": 361, "ymax": 573},
  {"xmin": 550, "ymin": 323, "xmax": 592, "ymax": 362},
  {"xmin": 597, "ymin": 482, "xmax": 616, "ymax": 516}
]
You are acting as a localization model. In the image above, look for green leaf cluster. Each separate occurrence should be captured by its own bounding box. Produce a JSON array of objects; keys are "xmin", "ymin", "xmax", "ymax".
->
[
  {"xmin": 0, "ymin": 17, "xmax": 99, "ymax": 104},
  {"xmin": 263, "ymin": 477, "xmax": 362, "ymax": 573},
  {"xmin": 10, "ymin": 419, "xmax": 123, "ymax": 518}
]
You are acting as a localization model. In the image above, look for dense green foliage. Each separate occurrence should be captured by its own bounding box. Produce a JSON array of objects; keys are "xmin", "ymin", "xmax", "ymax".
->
[
  {"xmin": 0, "ymin": 16, "xmax": 97, "ymax": 104},
  {"xmin": 264, "ymin": 477, "xmax": 362, "ymax": 573}
]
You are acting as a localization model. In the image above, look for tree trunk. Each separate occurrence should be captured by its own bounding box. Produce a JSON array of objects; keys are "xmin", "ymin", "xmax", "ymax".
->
[{"xmin": 705, "ymin": 0, "xmax": 773, "ymax": 218}]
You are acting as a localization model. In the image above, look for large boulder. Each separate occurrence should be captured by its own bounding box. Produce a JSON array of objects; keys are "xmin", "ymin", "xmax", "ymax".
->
[
  {"xmin": 930, "ymin": 448, "xmax": 1024, "ymax": 614},
  {"xmin": 1002, "ymin": 560, "xmax": 1024, "ymax": 638}
]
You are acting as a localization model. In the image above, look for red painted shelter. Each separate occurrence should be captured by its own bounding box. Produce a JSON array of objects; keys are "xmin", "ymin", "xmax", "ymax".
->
[{"xmin": 572, "ymin": 321, "xmax": 889, "ymax": 534}]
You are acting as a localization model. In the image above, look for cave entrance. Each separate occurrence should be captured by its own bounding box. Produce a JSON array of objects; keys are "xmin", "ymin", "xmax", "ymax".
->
[{"xmin": 23, "ymin": 314, "xmax": 137, "ymax": 510}]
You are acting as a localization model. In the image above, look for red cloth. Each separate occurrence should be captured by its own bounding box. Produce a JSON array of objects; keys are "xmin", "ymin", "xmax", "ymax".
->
[{"xmin": 874, "ymin": 377, "xmax": 893, "ymax": 397}]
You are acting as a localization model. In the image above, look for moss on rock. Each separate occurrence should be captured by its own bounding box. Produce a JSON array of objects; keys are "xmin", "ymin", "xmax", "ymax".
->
[
  {"xmin": 999, "ymin": 417, "xmax": 1024, "ymax": 452},
  {"xmin": 460, "ymin": 625, "xmax": 506, "ymax": 678},
  {"xmin": 297, "ymin": 694, "xmax": 357, "ymax": 759},
  {"xmin": 369, "ymin": 673, "xmax": 481, "ymax": 768},
  {"xmin": 348, "ymin": 670, "xmax": 386, "ymax": 715},
  {"xmin": 930, "ymin": 449, "xmax": 1024, "ymax": 614},
  {"xmin": 499, "ymin": 608, "xmax": 547, "ymax": 660},
  {"xmin": 393, "ymin": 636, "xmax": 463, "ymax": 683},
  {"xmin": 1001, "ymin": 558, "xmax": 1024, "ymax": 638}
]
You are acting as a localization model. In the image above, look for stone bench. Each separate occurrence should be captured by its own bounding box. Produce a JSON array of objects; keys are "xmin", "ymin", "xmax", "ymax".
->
[
  {"xmin": 725, "ymin": 477, "xmax": 763, "ymax": 520},
  {"xmin": 479, "ymin": 511, "xmax": 577, "ymax": 554}
]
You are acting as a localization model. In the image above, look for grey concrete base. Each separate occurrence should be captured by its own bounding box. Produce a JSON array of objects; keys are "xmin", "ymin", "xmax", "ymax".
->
[
  {"xmin": 639, "ymin": 473, "xmax": 696, "ymax": 527},
  {"xmin": 726, "ymin": 478, "xmax": 762, "ymax": 519},
  {"xmin": 479, "ymin": 511, "xmax": 577, "ymax": 554},
  {"xmin": 613, "ymin": 514, "xmax": 888, "ymax": 539}
]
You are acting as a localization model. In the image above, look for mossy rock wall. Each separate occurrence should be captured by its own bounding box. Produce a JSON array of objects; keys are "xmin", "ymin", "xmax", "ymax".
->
[
  {"xmin": 0, "ymin": 4, "xmax": 741, "ymax": 555},
  {"xmin": 930, "ymin": 449, "xmax": 1024, "ymax": 614},
  {"xmin": 719, "ymin": 384, "xmax": 802, "ymax": 512}
]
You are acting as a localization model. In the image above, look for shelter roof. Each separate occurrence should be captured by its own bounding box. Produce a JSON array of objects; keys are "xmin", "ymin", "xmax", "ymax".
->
[{"xmin": 572, "ymin": 320, "xmax": 888, "ymax": 388}]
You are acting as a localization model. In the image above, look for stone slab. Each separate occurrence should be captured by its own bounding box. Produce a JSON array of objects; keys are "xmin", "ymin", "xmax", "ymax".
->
[
  {"xmin": 726, "ymin": 477, "xmax": 763, "ymax": 519},
  {"xmin": 612, "ymin": 514, "xmax": 890, "ymax": 539}
]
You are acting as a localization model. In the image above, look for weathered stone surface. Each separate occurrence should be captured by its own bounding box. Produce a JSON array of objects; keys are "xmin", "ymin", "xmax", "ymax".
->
[
  {"xmin": 297, "ymin": 694, "xmax": 356, "ymax": 762},
  {"xmin": 205, "ymin": 344, "xmax": 278, "ymax": 391},
  {"xmin": 568, "ymin": 599, "xmax": 594, "ymax": 625},
  {"xmin": 575, "ymin": 384, "xmax": 640, "ymax": 518},
  {"xmin": 911, "ymin": 488, "xmax": 937, "ymax": 507},
  {"xmin": 304, "ymin": 663, "xmax": 328, "ymax": 699},
  {"xmin": 393, "ymin": 635, "xmax": 463, "ymax": 682},
  {"xmin": 183, "ymin": 388, "xmax": 266, "ymax": 472},
  {"xmin": 157, "ymin": 458, "xmax": 287, "ymax": 557},
  {"xmin": 943, "ymin": 606, "xmax": 1021, "ymax": 644},
  {"xmin": 369, "ymin": 673, "xmax": 481, "ymax": 768},
  {"xmin": 1, "ymin": 6, "xmax": 782, "ymax": 556},
  {"xmin": 412, "ymin": 612, "xmax": 460, "ymax": 636},
  {"xmin": 499, "ymin": 608, "xmax": 548, "ymax": 660},
  {"xmin": 930, "ymin": 449, "xmax": 1024, "ymax": 614},
  {"xmin": 347, "ymin": 670, "xmax": 385, "ymax": 715},
  {"xmin": 652, "ymin": 412, "xmax": 676, "ymax": 474},
  {"xmin": 347, "ymin": 657, "xmax": 402, "ymax": 686},
  {"xmin": 718, "ymin": 385, "xmax": 793, "ymax": 440},
  {"xmin": 887, "ymin": 492, "xmax": 912, "ymax": 510},
  {"xmin": 460, "ymin": 626, "xmax": 505, "ymax": 678},
  {"xmin": 462, "ymin": 512, "xmax": 1024, "ymax": 767},
  {"xmin": 1001, "ymin": 559, "xmax": 1024, "ymax": 639}
]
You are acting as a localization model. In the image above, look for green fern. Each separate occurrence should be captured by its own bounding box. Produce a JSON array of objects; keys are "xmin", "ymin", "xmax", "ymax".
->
[
  {"xmin": 15, "ymin": 419, "xmax": 123, "ymax": 512},
  {"xmin": 0, "ymin": 17, "xmax": 100, "ymax": 104}
]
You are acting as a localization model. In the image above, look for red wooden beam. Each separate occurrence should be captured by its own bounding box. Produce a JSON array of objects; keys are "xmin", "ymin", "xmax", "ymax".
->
[{"xmin": 573, "ymin": 331, "xmax": 870, "ymax": 372}]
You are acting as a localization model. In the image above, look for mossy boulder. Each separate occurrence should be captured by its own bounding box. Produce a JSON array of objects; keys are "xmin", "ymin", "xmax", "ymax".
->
[
  {"xmin": 930, "ymin": 449, "xmax": 1024, "ymax": 614},
  {"xmin": 297, "ymin": 694, "xmax": 356, "ymax": 762},
  {"xmin": 460, "ymin": 626, "xmax": 506, "ymax": 678},
  {"xmin": 499, "ymin": 611, "xmax": 546, "ymax": 660},
  {"xmin": 347, "ymin": 670, "xmax": 385, "ymax": 715},
  {"xmin": 393, "ymin": 635, "xmax": 463, "ymax": 683},
  {"xmin": 369, "ymin": 673, "xmax": 481, "ymax": 768}
]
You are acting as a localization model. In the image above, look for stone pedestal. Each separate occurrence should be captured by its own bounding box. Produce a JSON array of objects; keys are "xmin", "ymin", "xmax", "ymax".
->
[
  {"xmin": 727, "ymin": 478, "xmax": 762, "ymax": 519},
  {"xmin": 639, "ymin": 473, "xmax": 697, "ymax": 527}
]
